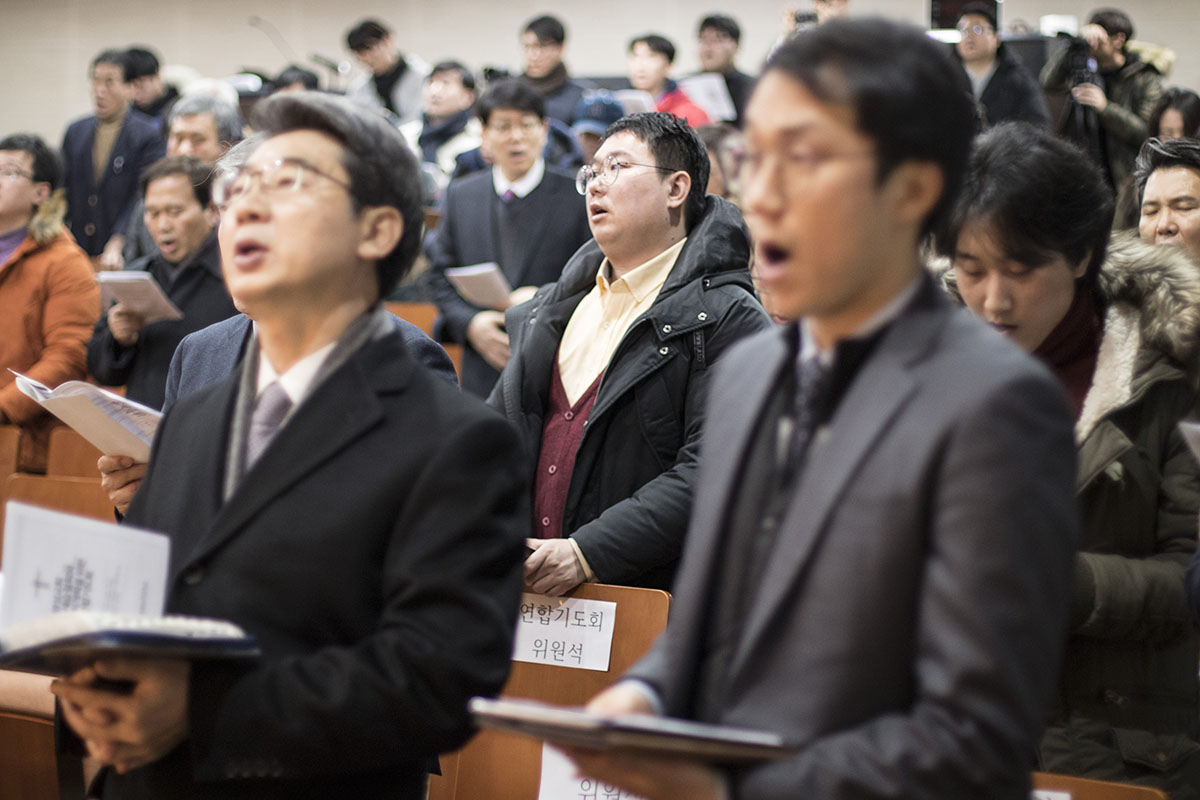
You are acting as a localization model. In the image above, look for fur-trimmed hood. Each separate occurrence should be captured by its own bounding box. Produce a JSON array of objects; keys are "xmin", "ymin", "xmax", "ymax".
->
[{"xmin": 934, "ymin": 232, "xmax": 1200, "ymax": 441}]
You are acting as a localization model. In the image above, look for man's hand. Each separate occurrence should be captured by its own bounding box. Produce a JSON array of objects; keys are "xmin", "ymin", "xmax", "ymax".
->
[
  {"xmin": 557, "ymin": 683, "xmax": 728, "ymax": 799},
  {"xmin": 107, "ymin": 304, "xmax": 146, "ymax": 347},
  {"xmin": 508, "ymin": 286, "xmax": 538, "ymax": 308},
  {"xmin": 562, "ymin": 747, "xmax": 729, "ymax": 800},
  {"xmin": 466, "ymin": 310, "xmax": 510, "ymax": 371},
  {"xmin": 1072, "ymin": 82, "xmax": 1109, "ymax": 112},
  {"xmin": 52, "ymin": 658, "xmax": 190, "ymax": 774},
  {"xmin": 98, "ymin": 455, "xmax": 146, "ymax": 515},
  {"xmin": 1080, "ymin": 23, "xmax": 1109, "ymax": 54},
  {"xmin": 98, "ymin": 236, "xmax": 125, "ymax": 271},
  {"xmin": 525, "ymin": 538, "xmax": 586, "ymax": 596}
]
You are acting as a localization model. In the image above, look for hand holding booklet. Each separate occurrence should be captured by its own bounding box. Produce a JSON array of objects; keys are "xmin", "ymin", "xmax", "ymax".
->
[
  {"xmin": 469, "ymin": 696, "xmax": 795, "ymax": 764},
  {"xmin": 445, "ymin": 262, "xmax": 514, "ymax": 310},
  {"xmin": 97, "ymin": 271, "xmax": 183, "ymax": 324},
  {"xmin": 0, "ymin": 502, "xmax": 257, "ymax": 677},
  {"xmin": 9, "ymin": 370, "xmax": 160, "ymax": 461}
]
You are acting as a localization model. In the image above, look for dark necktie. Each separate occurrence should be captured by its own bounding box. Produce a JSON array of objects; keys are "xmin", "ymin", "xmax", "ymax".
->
[
  {"xmin": 245, "ymin": 381, "xmax": 292, "ymax": 470},
  {"xmin": 501, "ymin": 189, "xmax": 517, "ymax": 204}
]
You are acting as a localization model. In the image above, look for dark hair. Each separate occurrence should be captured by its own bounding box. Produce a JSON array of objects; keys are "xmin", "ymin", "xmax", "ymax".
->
[
  {"xmin": 92, "ymin": 49, "xmax": 130, "ymax": 82},
  {"xmin": 1146, "ymin": 87, "xmax": 1200, "ymax": 139},
  {"xmin": 250, "ymin": 91, "xmax": 424, "ymax": 298},
  {"xmin": 937, "ymin": 123, "xmax": 1112, "ymax": 295},
  {"xmin": 274, "ymin": 65, "xmax": 319, "ymax": 92},
  {"xmin": 699, "ymin": 14, "xmax": 741, "ymax": 43},
  {"xmin": 766, "ymin": 18, "xmax": 976, "ymax": 238},
  {"xmin": 629, "ymin": 34, "xmax": 676, "ymax": 64},
  {"xmin": 1089, "ymin": 9, "xmax": 1133, "ymax": 47},
  {"xmin": 602, "ymin": 112, "xmax": 709, "ymax": 229},
  {"xmin": 346, "ymin": 19, "xmax": 390, "ymax": 52},
  {"xmin": 476, "ymin": 78, "xmax": 545, "ymax": 125},
  {"xmin": 139, "ymin": 154, "xmax": 215, "ymax": 206},
  {"xmin": 957, "ymin": 2, "xmax": 997, "ymax": 31},
  {"xmin": 0, "ymin": 133, "xmax": 64, "ymax": 189},
  {"xmin": 1133, "ymin": 137, "xmax": 1200, "ymax": 206},
  {"xmin": 524, "ymin": 15, "xmax": 565, "ymax": 45},
  {"xmin": 124, "ymin": 47, "xmax": 160, "ymax": 80},
  {"xmin": 430, "ymin": 61, "xmax": 476, "ymax": 92},
  {"xmin": 168, "ymin": 95, "xmax": 244, "ymax": 147}
]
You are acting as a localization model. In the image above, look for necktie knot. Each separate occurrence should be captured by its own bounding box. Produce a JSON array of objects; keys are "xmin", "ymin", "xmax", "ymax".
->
[
  {"xmin": 246, "ymin": 381, "xmax": 292, "ymax": 470},
  {"xmin": 501, "ymin": 189, "xmax": 517, "ymax": 204}
]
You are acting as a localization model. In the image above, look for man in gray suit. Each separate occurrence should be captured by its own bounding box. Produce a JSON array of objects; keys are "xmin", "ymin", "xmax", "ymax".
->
[{"xmin": 565, "ymin": 19, "xmax": 1080, "ymax": 799}]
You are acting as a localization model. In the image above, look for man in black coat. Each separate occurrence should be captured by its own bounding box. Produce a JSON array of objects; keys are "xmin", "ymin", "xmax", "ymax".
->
[
  {"xmin": 53, "ymin": 91, "xmax": 527, "ymax": 800},
  {"xmin": 953, "ymin": 3, "xmax": 1050, "ymax": 128},
  {"xmin": 490, "ymin": 112, "xmax": 770, "ymax": 596},
  {"xmin": 88, "ymin": 155, "xmax": 239, "ymax": 409},
  {"xmin": 427, "ymin": 79, "xmax": 591, "ymax": 398}
]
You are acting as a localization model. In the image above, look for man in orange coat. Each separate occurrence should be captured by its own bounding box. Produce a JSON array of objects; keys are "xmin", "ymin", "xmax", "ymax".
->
[{"xmin": 0, "ymin": 134, "xmax": 100, "ymax": 471}]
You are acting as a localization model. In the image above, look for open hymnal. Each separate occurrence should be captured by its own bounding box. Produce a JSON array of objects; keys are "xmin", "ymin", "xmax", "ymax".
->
[
  {"xmin": 445, "ymin": 262, "xmax": 513, "ymax": 310},
  {"xmin": 612, "ymin": 90, "xmax": 656, "ymax": 115},
  {"xmin": 678, "ymin": 74, "xmax": 737, "ymax": 122},
  {"xmin": 9, "ymin": 370, "xmax": 160, "ymax": 461},
  {"xmin": 469, "ymin": 696, "xmax": 795, "ymax": 764},
  {"xmin": 97, "ymin": 271, "xmax": 183, "ymax": 324},
  {"xmin": 0, "ymin": 503, "xmax": 257, "ymax": 676}
]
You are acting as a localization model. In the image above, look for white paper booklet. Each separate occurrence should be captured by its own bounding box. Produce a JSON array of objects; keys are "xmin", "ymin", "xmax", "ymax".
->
[
  {"xmin": 445, "ymin": 262, "xmax": 513, "ymax": 310},
  {"xmin": 678, "ymin": 74, "xmax": 737, "ymax": 122},
  {"xmin": 0, "ymin": 503, "xmax": 257, "ymax": 676},
  {"xmin": 1, "ymin": 502, "xmax": 169, "ymax": 627},
  {"xmin": 9, "ymin": 370, "xmax": 160, "ymax": 461},
  {"xmin": 97, "ymin": 271, "xmax": 183, "ymax": 323},
  {"xmin": 613, "ymin": 89, "xmax": 656, "ymax": 115}
]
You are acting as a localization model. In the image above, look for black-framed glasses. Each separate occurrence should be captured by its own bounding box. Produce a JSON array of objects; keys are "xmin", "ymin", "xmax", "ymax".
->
[
  {"xmin": 575, "ymin": 154, "xmax": 681, "ymax": 195},
  {"xmin": 213, "ymin": 157, "xmax": 352, "ymax": 211}
]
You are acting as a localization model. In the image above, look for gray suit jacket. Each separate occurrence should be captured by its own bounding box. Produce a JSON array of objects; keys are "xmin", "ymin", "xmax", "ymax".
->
[{"xmin": 627, "ymin": 279, "xmax": 1081, "ymax": 799}]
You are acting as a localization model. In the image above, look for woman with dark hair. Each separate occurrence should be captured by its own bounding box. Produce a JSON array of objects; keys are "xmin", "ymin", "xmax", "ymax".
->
[
  {"xmin": 938, "ymin": 122, "xmax": 1200, "ymax": 798},
  {"xmin": 1148, "ymin": 87, "xmax": 1200, "ymax": 140}
]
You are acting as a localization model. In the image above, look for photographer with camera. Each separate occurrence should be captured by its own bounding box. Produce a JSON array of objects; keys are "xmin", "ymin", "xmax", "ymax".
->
[{"xmin": 1041, "ymin": 9, "xmax": 1163, "ymax": 193}]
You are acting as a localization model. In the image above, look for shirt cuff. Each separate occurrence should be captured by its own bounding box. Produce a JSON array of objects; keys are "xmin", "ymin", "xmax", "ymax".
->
[{"xmin": 567, "ymin": 537, "xmax": 596, "ymax": 582}]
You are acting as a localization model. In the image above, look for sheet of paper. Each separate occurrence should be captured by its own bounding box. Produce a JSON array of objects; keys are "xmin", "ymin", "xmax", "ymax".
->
[
  {"xmin": 539, "ymin": 743, "xmax": 646, "ymax": 800},
  {"xmin": 9, "ymin": 370, "xmax": 160, "ymax": 460},
  {"xmin": 613, "ymin": 90, "xmax": 656, "ymax": 115},
  {"xmin": 513, "ymin": 593, "xmax": 617, "ymax": 672},
  {"xmin": 98, "ymin": 271, "xmax": 183, "ymax": 323},
  {"xmin": 445, "ymin": 262, "xmax": 512, "ymax": 310},
  {"xmin": 1031, "ymin": 792, "xmax": 1071, "ymax": 800},
  {"xmin": 678, "ymin": 74, "xmax": 737, "ymax": 122},
  {"xmin": 0, "ymin": 502, "xmax": 169, "ymax": 628}
]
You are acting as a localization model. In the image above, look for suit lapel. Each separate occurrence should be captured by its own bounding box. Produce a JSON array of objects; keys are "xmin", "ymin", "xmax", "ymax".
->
[
  {"xmin": 726, "ymin": 288, "xmax": 945, "ymax": 682},
  {"xmin": 175, "ymin": 338, "xmax": 406, "ymax": 577}
]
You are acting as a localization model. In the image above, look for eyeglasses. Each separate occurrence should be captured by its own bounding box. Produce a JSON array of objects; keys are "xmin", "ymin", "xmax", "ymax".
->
[
  {"xmin": 730, "ymin": 148, "xmax": 874, "ymax": 195},
  {"xmin": 487, "ymin": 119, "xmax": 543, "ymax": 137},
  {"xmin": 0, "ymin": 167, "xmax": 33, "ymax": 182},
  {"xmin": 576, "ymin": 154, "xmax": 681, "ymax": 195},
  {"xmin": 956, "ymin": 23, "xmax": 994, "ymax": 36},
  {"xmin": 213, "ymin": 157, "xmax": 352, "ymax": 211}
]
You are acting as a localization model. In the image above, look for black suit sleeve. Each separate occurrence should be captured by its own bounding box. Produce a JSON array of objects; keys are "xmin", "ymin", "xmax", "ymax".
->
[{"xmin": 426, "ymin": 181, "xmax": 484, "ymax": 344}]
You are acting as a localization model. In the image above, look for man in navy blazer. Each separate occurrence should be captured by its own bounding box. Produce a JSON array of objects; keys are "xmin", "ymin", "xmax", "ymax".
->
[
  {"xmin": 565, "ymin": 20, "xmax": 1080, "ymax": 799},
  {"xmin": 61, "ymin": 49, "xmax": 165, "ymax": 267},
  {"xmin": 53, "ymin": 91, "xmax": 526, "ymax": 799},
  {"xmin": 426, "ymin": 78, "xmax": 590, "ymax": 397}
]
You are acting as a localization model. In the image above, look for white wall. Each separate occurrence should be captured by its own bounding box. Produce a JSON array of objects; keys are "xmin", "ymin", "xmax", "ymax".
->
[{"xmin": 1, "ymin": 0, "xmax": 1197, "ymax": 144}]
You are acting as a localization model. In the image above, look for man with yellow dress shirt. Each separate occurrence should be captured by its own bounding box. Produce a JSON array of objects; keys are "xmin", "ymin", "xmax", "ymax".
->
[{"xmin": 490, "ymin": 112, "xmax": 770, "ymax": 596}]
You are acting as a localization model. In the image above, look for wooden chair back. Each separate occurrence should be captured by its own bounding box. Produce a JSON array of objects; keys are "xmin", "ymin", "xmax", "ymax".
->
[
  {"xmin": 46, "ymin": 428, "xmax": 104, "ymax": 478},
  {"xmin": 1, "ymin": 476, "xmax": 114, "ymax": 567},
  {"xmin": 0, "ymin": 425, "xmax": 21, "ymax": 477},
  {"xmin": 1032, "ymin": 771, "xmax": 1170, "ymax": 799},
  {"xmin": 0, "ymin": 670, "xmax": 63, "ymax": 799},
  {"xmin": 384, "ymin": 301, "xmax": 439, "ymax": 337},
  {"xmin": 429, "ymin": 583, "xmax": 670, "ymax": 800}
]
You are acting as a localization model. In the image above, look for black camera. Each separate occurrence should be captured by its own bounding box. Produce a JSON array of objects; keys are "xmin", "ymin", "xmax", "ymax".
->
[{"xmin": 1063, "ymin": 35, "xmax": 1102, "ymax": 88}]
